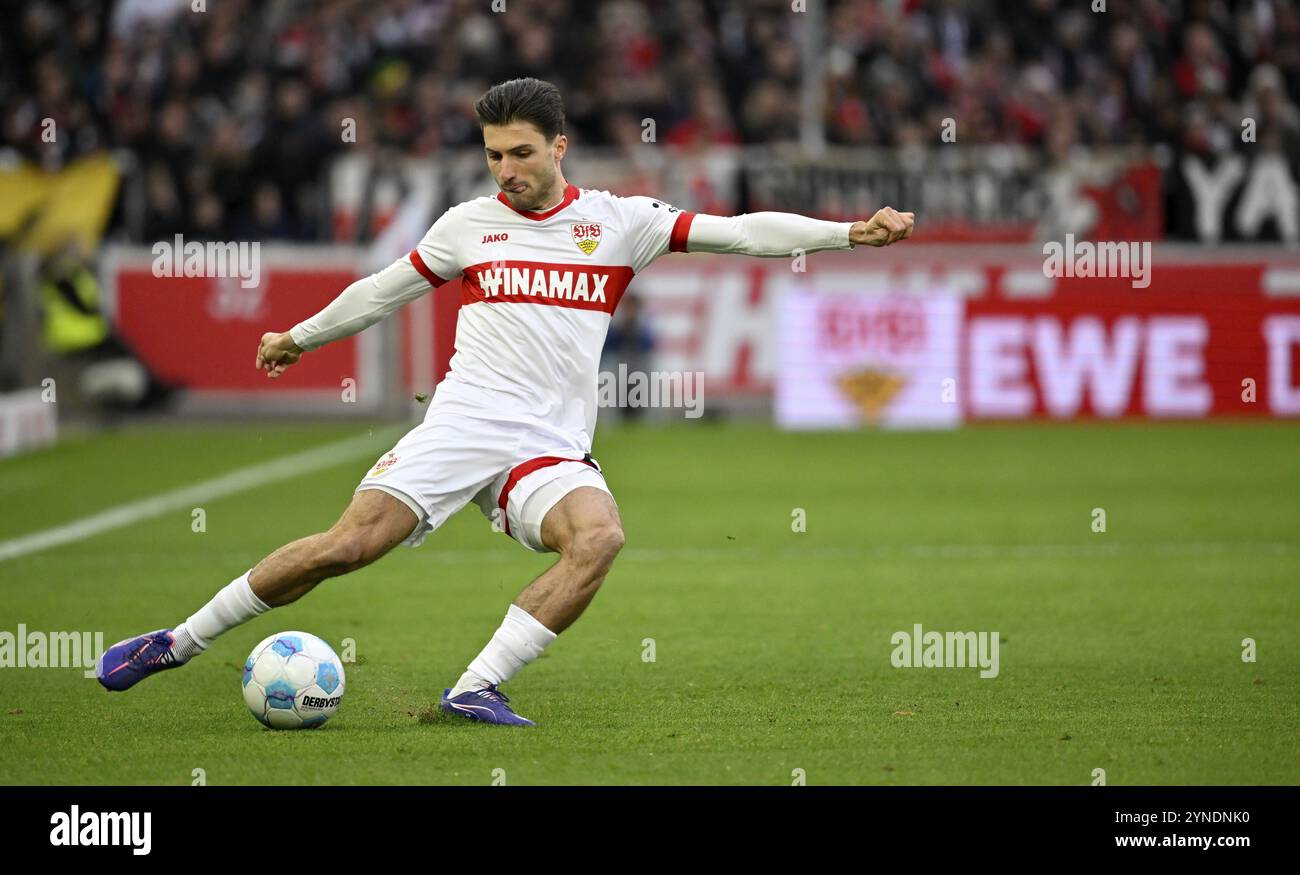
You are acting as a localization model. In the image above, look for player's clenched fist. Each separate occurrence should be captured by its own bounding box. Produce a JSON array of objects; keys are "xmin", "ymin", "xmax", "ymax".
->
[
  {"xmin": 255, "ymin": 331, "xmax": 304, "ymax": 378},
  {"xmin": 851, "ymin": 206, "xmax": 915, "ymax": 247}
]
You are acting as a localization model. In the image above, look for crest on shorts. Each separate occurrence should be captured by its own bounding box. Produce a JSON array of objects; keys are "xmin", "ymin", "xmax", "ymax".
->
[
  {"xmin": 367, "ymin": 452, "xmax": 398, "ymax": 478},
  {"xmin": 571, "ymin": 222, "xmax": 602, "ymax": 255}
]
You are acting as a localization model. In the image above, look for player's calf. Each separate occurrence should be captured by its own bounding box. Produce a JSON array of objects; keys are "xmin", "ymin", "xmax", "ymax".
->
[
  {"xmin": 250, "ymin": 516, "xmax": 404, "ymax": 607},
  {"xmin": 535, "ymin": 521, "xmax": 624, "ymax": 625},
  {"xmin": 96, "ymin": 490, "xmax": 417, "ymax": 692},
  {"xmin": 442, "ymin": 488, "xmax": 625, "ymax": 720}
]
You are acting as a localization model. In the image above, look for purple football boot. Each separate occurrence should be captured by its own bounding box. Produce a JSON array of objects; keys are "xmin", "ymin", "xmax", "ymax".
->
[
  {"xmin": 439, "ymin": 684, "xmax": 536, "ymax": 726},
  {"xmin": 95, "ymin": 629, "xmax": 186, "ymax": 691}
]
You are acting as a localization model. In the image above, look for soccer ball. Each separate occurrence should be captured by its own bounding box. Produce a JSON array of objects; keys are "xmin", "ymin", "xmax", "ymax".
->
[{"xmin": 241, "ymin": 631, "xmax": 346, "ymax": 729}]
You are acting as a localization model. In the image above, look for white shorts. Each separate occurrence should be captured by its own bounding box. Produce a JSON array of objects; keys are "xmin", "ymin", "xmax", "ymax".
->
[{"xmin": 354, "ymin": 410, "xmax": 612, "ymax": 553}]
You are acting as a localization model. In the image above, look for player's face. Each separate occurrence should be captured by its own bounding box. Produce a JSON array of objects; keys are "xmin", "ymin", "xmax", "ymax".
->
[{"xmin": 483, "ymin": 121, "xmax": 567, "ymax": 211}]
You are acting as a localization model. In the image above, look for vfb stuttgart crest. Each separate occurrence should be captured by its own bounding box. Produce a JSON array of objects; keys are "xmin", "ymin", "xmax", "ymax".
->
[
  {"xmin": 367, "ymin": 452, "xmax": 398, "ymax": 478},
  {"xmin": 571, "ymin": 222, "xmax": 602, "ymax": 255}
]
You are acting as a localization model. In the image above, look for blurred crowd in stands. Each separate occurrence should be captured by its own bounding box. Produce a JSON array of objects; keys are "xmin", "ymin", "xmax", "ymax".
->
[{"xmin": 3, "ymin": 0, "xmax": 1299, "ymax": 242}]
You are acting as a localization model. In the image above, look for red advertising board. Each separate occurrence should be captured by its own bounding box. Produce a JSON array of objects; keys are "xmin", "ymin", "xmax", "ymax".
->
[
  {"xmin": 103, "ymin": 247, "xmax": 379, "ymax": 407},
  {"xmin": 964, "ymin": 262, "xmax": 1300, "ymax": 419},
  {"xmin": 633, "ymin": 247, "xmax": 1300, "ymax": 423},
  {"xmin": 103, "ymin": 244, "xmax": 1300, "ymax": 423}
]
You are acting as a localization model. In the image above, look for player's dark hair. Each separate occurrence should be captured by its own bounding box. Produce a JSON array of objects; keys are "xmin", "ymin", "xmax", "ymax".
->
[{"xmin": 475, "ymin": 77, "xmax": 565, "ymax": 141}]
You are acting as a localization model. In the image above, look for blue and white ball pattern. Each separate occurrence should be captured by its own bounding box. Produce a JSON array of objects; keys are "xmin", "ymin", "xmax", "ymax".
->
[{"xmin": 242, "ymin": 631, "xmax": 345, "ymax": 729}]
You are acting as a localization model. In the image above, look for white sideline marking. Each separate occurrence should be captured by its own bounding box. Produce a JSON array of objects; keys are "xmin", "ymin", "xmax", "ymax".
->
[{"xmin": 0, "ymin": 428, "xmax": 401, "ymax": 564}]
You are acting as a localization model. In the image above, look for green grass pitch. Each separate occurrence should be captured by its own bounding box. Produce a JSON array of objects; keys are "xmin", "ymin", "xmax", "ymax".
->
[{"xmin": 0, "ymin": 419, "xmax": 1296, "ymax": 785}]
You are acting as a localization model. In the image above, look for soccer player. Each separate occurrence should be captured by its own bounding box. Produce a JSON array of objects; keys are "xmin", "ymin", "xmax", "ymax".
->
[{"xmin": 96, "ymin": 78, "xmax": 914, "ymax": 725}]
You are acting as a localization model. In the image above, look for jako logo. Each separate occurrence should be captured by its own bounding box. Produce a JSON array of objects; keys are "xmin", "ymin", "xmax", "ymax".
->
[
  {"xmin": 481, "ymin": 233, "xmax": 509, "ymax": 243},
  {"xmin": 50, "ymin": 805, "xmax": 151, "ymax": 855}
]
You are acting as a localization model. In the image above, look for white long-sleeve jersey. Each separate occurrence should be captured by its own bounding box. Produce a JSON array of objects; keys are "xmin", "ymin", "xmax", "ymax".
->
[{"xmin": 289, "ymin": 184, "xmax": 856, "ymax": 451}]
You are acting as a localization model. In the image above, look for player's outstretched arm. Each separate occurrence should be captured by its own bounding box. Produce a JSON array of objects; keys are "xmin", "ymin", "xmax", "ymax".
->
[
  {"xmin": 684, "ymin": 206, "xmax": 914, "ymax": 257},
  {"xmin": 255, "ymin": 255, "xmax": 434, "ymax": 379}
]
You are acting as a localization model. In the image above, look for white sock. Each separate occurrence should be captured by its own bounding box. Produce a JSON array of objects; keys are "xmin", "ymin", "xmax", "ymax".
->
[
  {"xmin": 172, "ymin": 570, "xmax": 270, "ymax": 661},
  {"xmin": 449, "ymin": 604, "xmax": 557, "ymax": 697}
]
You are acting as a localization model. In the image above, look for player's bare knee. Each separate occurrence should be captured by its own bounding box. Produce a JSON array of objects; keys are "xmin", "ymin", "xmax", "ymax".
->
[
  {"xmin": 568, "ymin": 523, "xmax": 624, "ymax": 572},
  {"xmin": 317, "ymin": 490, "xmax": 415, "ymax": 575},
  {"xmin": 317, "ymin": 528, "xmax": 378, "ymax": 575},
  {"xmin": 316, "ymin": 535, "xmax": 361, "ymax": 576}
]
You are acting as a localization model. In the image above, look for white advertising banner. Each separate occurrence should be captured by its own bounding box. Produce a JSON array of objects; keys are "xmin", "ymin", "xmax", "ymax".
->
[{"xmin": 776, "ymin": 291, "xmax": 963, "ymax": 429}]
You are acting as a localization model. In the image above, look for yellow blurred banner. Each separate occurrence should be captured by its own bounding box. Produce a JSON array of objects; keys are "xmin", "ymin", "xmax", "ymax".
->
[{"xmin": 0, "ymin": 154, "xmax": 120, "ymax": 254}]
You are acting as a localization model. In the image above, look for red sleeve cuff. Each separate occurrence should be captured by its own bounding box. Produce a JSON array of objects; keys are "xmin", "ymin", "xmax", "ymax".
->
[
  {"xmin": 668, "ymin": 211, "xmax": 696, "ymax": 253},
  {"xmin": 408, "ymin": 249, "xmax": 448, "ymax": 287}
]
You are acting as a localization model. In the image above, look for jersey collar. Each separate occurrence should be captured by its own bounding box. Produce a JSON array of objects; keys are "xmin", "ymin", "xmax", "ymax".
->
[{"xmin": 496, "ymin": 183, "xmax": 580, "ymax": 220}]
